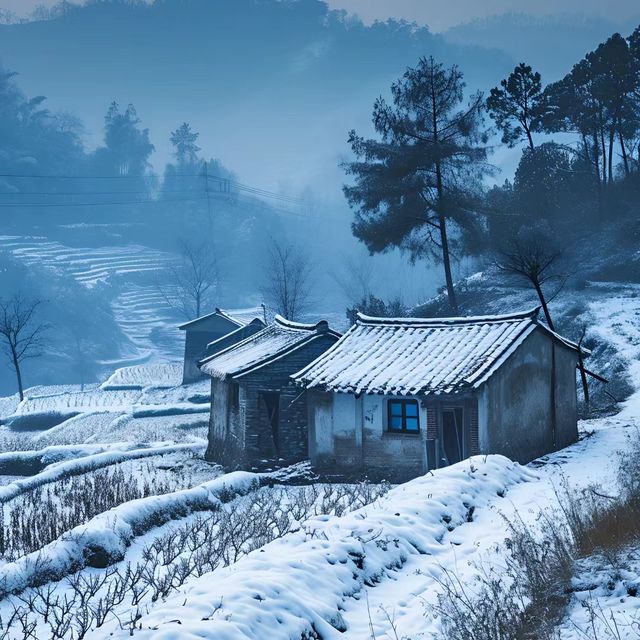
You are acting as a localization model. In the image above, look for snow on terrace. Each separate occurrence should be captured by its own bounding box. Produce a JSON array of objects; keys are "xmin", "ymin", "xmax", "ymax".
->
[
  {"xmin": 0, "ymin": 235, "xmax": 183, "ymax": 363},
  {"xmin": 110, "ymin": 455, "xmax": 534, "ymax": 639},
  {"xmin": 101, "ymin": 363, "xmax": 183, "ymax": 389},
  {"xmin": 0, "ymin": 364, "xmax": 211, "ymax": 447},
  {"xmin": 0, "ymin": 236, "xmax": 169, "ymax": 288}
]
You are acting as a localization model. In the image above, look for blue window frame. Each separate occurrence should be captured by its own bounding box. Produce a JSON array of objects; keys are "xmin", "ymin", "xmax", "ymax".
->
[{"xmin": 387, "ymin": 399, "xmax": 420, "ymax": 433}]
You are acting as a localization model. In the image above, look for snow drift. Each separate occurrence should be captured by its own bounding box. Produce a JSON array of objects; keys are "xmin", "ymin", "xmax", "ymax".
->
[
  {"xmin": 118, "ymin": 455, "xmax": 536, "ymax": 639},
  {"xmin": 0, "ymin": 471, "xmax": 259, "ymax": 596}
]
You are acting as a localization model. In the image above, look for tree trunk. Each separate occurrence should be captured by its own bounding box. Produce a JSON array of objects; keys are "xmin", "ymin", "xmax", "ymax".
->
[
  {"xmin": 525, "ymin": 126, "xmax": 534, "ymax": 151},
  {"xmin": 438, "ymin": 211, "xmax": 458, "ymax": 315},
  {"xmin": 577, "ymin": 328, "xmax": 589, "ymax": 409},
  {"xmin": 435, "ymin": 162, "xmax": 458, "ymax": 314},
  {"xmin": 591, "ymin": 130, "xmax": 603, "ymax": 218},
  {"xmin": 10, "ymin": 344, "xmax": 24, "ymax": 402},
  {"xmin": 608, "ymin": 128, "xmax": 615, "ymax": 185},
  {"xmin": 431, "ymin": 73, "xmax": 458, "ymax": 316},
  {"xmin": 532, "ymin": 280, "xmax": 554, "ymax": 331},
  {"xmin": 619, "ymin": 127, "xmax": 630, "ymax": 177},
  {"xmin": 600, "ymin": 126, "xmax": 607, "ymax": 186}
]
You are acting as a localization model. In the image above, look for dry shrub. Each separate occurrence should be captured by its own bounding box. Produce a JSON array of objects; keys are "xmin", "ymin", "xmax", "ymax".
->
[
  {"xmin": 430, "ymin": 436, "xmax": 640, "ymax": 640},
  {"xmin": 0, "ymin": 462, "xmax": 189, "ymax": 560},
  {"xmin": 431, "ymin": 509, "xmax": 572, "ymax": 640},
  {"xmin": 0, "ymin": 481, "xmax": 389, "ymax": 638}
]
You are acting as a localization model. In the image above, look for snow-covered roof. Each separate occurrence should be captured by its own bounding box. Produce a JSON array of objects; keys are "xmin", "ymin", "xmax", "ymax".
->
[
  {"xmin": 204, "ymin": 318, "xmax": 265, "ymax": 353},
  {"xmin": 178, "ymin": 306, "xmax": 266, "ymax": 330},
  {"xmin": 293, "ymin": 309, "xmax": 582, "ymax": 396},
  {"xmin": 222, "ymin": 306, "xmax": 272, "ymax": 326},
  {"xmin": 200, "ymin": 316, "xmax": 340, "ymax": 380}
]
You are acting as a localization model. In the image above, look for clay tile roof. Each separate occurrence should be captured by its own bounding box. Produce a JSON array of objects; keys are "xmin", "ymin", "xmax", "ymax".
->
[
  {"xmin": 292, "ymin": 308, "xmax": 582, "ymax": 396},
  {"xmin": 200, "ymin": 315, "xmax": 339, "ymax": 380}
]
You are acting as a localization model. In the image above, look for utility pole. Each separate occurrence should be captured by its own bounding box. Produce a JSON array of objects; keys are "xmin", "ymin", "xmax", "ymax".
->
[{"xmin": 203, "ymin": 160, "xmax": 213, "ymax": 236}]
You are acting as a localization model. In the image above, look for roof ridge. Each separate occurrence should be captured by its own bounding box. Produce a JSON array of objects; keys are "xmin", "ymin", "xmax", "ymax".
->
[
  {"xmin": 274, "ymin": 315, "xmax": 329, "ymax": 332},
  {"xmin": 356, "ymin": 307, "xmax": 540, "ymax": 327}
]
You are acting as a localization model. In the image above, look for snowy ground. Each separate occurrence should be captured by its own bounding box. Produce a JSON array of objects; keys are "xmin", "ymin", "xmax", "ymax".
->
[
  {"xmin": 0, "ymin": 363, "xmax": 210, "ymax": 450},
  {"xmin": 97, "ymin": 282, "xmax": 640, "ymax": 638},
  {"xmin": 0, "ymin": 234, "xmax": 183, "ymax": 365},
  {"xmin": 0, "ymin": 281, "xmax": 637, "ymax": 638}
]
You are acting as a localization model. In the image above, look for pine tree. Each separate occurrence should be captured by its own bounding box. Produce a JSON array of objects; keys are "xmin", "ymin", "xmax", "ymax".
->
[
  {"xmin": 343, "ymin": 57, "xmax": 489, "ymax": 313},
  {"xmin": 487, "ymin": 63, "xmax": 543, "ymax": 150}
]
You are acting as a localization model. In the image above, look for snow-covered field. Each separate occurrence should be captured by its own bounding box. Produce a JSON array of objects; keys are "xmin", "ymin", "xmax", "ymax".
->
[
  {"xmin": 0, "ymin": 363, "xmax": 210, "ymax": 451},
  {"xmin": 0, "ymin": 235, "xmax": 183, "ymax": 364},
  {"xmin": 0, "ymin": 280, "xmax": 637, "ymax": 638}
]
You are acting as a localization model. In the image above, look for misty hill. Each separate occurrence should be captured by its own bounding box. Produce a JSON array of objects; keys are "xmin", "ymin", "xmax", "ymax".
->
[
  {"xmin": 444, "ymin": 12, "xmax": 640, "ymax": 80},
  {"xmin": 0, "ymin": 0, "xmax": 515, "ymax": 193}
]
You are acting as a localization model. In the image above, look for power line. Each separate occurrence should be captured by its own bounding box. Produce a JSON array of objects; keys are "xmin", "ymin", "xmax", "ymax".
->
[
  {"xmin": 0, "ymin": 188, "xmax": 206, "ymax": 197},
  {"xmin": 0, "ymin": 196, "xmax": 208, "ymax": 208},
  {"xmin": 0, "ymin": 191, "xmax": 308, "ymax": 218},
  {"xmin": 0, "ymin": 172, "xmax": 303, "ymax": 205}
]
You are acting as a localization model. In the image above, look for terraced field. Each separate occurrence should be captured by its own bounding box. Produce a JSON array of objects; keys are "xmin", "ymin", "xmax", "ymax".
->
[{"xmin": 0, "ymin": 235, "xmax": 183, "ymax": 364}]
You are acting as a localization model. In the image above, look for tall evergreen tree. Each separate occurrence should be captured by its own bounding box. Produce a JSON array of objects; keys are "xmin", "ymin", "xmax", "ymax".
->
[
  {"xmin": 93, "ymin": 102, "xmax": 154, "ymax": 179},
  {"xmin": 170, "ymin": 122, "xmax": 201, "ymax": 167},
  {"xmin": 343, "ymin": 57, "xmax": 489, "ymax": 313},
  {"xmin": 542, "ymin": 33, "xmax": 639, "ymax": 188},
  {"xmin": 487, "ymin": 63, "xmax": 543, "ymax": 150}
]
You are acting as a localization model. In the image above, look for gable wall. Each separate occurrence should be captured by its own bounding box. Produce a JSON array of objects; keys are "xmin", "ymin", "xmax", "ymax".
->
[
  {"xmin": 183, "ymin": 329, "xmax": 231, "ymax": 383},
  {"xmin": 479, "ymin": 329, "xmax": 578, "ymax": 463}
]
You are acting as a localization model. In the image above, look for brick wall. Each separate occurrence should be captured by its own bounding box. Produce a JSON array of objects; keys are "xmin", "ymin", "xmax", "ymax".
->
[
  {"xmin": 208, "ymin": 333, "xmax": 339, "ymax": 467},
  {"xmin": 469, "ymin": 397, "xmax": 479, "ymax": 455}
]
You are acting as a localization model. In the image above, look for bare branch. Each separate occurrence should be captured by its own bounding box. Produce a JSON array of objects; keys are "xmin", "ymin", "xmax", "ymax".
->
[
  {"xmin": 156, "ymin": 239, "xmax": 220, "ymax": 320},
  {"xmin": 0, "ymin": 293, "xmax": 48, "ymax": 401},
  {"xmin": 261, "ymin": 239, "xmax": 314, "ymax": 321}
]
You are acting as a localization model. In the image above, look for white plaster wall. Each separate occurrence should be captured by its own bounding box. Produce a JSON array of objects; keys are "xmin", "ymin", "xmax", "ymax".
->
[
  {"xmin": 333, "ymin": 393, "xmax": 356, "ymax": 436},
  {"xmin": 362, "ymin": 394, "xmax": 383, "ymax": 434},
  {"xmin": 314, "ymin": 399, "xmax": 334, "ymax": 456}
]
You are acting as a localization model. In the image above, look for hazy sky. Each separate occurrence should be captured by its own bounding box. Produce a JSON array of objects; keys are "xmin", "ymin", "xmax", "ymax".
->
[
  {"xmin": 326, "ymin": 0, "xmax": 640, "ymax": 31},
  {"xmin": 2, "ymin": 0, "xmax": 639, "ymax": 31}
]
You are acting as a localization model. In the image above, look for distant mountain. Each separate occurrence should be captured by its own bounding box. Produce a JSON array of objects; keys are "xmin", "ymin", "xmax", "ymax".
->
[
  {"xmin": 443, "ymin": 12, "xmax": 640, "ymax": 81},
  {"xmin": 0, "ymin": 0, "xmax": 514, "ymax": 194}
]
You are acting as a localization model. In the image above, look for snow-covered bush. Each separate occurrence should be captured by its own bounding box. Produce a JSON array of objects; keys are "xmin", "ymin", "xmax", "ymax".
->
[
  {"xmin": 429, "ymin": 441, "xmax": 640, "ymax": 640},
  {"xmin": 0, "ymin": 461, "xmax": 191, "ymax": 560},
  {"xmin": 0, "ymin": 482, "xmax": 389, "ymax": 639}
]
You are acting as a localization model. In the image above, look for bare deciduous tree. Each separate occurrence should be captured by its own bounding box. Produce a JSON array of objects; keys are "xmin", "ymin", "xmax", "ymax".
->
[
  {"xmin": 330, "ymin": 254, "xmax": 377, "ymax": 305},
  {"xmin": 0, "ymin": 294, "xmax": 48, "ymax": 401},
  {"xmin": 495, "ymin": 224, "xmax": 565, "ymax": 330},
  {"xmin": 157, "ymin": 239, "xmax": 220, "ymax": 320},
  {"xmin": 262, "ymin": 240, "xmax": 313, "ymax": 321}
]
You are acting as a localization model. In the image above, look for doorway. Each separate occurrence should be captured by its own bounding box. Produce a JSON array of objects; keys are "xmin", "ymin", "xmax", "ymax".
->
[
  {"xmin": 260, "ymin": 391, "xmax": 280, "ymax": 455},
  {"xmin": 441, "ymin": 406, "xmax": 464, "ymax": 466}
]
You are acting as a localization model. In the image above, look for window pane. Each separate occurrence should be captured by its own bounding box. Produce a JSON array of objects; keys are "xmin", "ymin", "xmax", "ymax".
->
[
  {"xmin": 405, "ymin": 402, "xmax": 418, "ymax": 417},
  {"xmin": 390, "ymin": 402, "xmax": 403, "ymax": 416},
  {"xmin": 390, "ymin": 416, "xmax": 403, "ymax": 430},
  {"xmin": 405, "ymin": 417, "xmax": 419, "ymax": 432}
]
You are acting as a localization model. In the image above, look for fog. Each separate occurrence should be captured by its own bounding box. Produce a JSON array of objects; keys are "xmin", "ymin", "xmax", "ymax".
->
[{"xmin": 0, "ymin": 0, "xmax": 639, "ymax": 395}]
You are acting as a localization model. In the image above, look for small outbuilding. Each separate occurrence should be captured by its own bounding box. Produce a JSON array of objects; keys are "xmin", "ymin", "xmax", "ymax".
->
[
  {"xmin": 178, "ymin": 307, "xmax": 267, "ymax": 384},
  {"xmin": 200, "ymin": 316, "xmax": 341, "ymax": 467},
  {"xmin": 293, "ymin": 309, "xmax": 584, "ymax": 482}
]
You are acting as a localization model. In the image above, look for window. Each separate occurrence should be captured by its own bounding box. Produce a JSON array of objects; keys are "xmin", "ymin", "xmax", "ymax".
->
[{"xmin": 387, "ymin": 399, "xmax": 420, "ymax": 433}]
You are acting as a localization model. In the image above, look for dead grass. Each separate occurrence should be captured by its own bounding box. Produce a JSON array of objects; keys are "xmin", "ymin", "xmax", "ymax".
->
[{"xmin": 430, "ymin": 437, "xmax": 640, "ymax": 640}]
